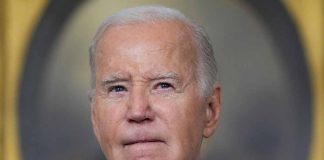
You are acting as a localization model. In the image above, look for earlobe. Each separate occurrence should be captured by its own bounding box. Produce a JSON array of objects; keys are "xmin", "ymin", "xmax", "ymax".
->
[{"xmin": 203, "ymin": 85, "xmax": 221, "ymax": 138}]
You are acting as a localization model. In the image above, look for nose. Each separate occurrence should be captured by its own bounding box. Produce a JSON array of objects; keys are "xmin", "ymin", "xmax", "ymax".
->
[{"xmin": 126, "ymin": 86, "xmax": 154, "ymax": 123}]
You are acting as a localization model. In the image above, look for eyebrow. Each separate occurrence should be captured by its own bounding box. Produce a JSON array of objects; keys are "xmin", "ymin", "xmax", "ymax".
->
[
  {"xmin": 101, "ymin": 74, "xmax": 130, "ymax": 87},
  {"xmin": 148, "ymin": 72, "xmax": 181, "ymax": 82},
  {"xmin": 100, "ymin": 72, "xmax": 181, "ymax": 87}
]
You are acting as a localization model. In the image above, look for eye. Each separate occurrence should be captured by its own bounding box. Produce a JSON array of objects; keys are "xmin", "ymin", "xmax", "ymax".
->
[
  {"xmin": 155, "ymin": 82, "xmax": 173, "ymax": 90},
  {"xmin": 109, "ymin": 85, "xmax": 127, "ymax": 93}
]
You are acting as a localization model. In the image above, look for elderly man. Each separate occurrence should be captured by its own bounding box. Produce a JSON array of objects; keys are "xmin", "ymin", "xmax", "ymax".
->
[{"xmin": 89, "ymin": 6, "xmax": 221, "ymax": 160}]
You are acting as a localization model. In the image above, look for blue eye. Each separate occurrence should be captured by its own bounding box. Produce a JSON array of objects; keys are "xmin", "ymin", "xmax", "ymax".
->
[
  {"xmin": 160, "ymin": 83, "xmax": 171, "ymax": 88},
  {"xmin": 109, "ymin": 85, "xmax": 127, "ymax": 92},
  {"xmin": 157, "ymin": 82, "xmax": 173, "ymax": 89}
]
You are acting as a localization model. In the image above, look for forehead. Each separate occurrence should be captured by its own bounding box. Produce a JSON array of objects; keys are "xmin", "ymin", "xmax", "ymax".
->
[
  {"xmin": 97, "ymin": 20, "xmax": 196, "ymax": 55},
  {"xmin": 95, "ymin": 20, "xmax": 198, "ymax": 77}
]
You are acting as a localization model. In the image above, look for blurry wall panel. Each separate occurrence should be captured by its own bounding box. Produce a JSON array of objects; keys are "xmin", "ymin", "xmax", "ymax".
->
[
  {"xmin": 284, "ymin": 0, "xmax": 324, "ymax": 160},
  {"xmin": 0, "ymin": 0, "xmax": 48, "ymax": 160}
]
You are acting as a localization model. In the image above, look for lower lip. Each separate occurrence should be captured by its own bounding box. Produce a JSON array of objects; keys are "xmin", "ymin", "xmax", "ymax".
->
[{"xmin": 125, "ymin": 141, "xmax": 165, "ymax": 151}]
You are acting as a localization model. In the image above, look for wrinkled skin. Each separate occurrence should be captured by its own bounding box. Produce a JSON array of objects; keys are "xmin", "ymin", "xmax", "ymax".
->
[{"xmin": 91, "ymin": 20, "xmax": 221, "ymax": 160}]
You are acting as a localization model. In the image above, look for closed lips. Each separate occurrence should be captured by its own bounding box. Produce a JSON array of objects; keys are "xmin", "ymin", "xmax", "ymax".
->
[
  {"xmin": 122, "ymin": 136, "xmax": 166, "ymax": 146},
  {"xmin": 124, "ymin": 139, "xmax": 164, "ymax": 146}
]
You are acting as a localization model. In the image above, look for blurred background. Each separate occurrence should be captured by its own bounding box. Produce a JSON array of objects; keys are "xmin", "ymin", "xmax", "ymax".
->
[{"xmin": 0, "ymin": 0, "xmax": 323, "ymax": 160}]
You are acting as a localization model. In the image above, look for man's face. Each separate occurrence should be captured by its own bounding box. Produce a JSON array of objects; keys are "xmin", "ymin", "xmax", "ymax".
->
[{"xmin": 92, "ymin": 21, "xmax": 220, "ymax": 160}]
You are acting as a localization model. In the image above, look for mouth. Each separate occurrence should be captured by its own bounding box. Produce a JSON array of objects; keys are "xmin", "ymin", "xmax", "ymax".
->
[
  {"xmin": 123, "ymin": 139, "xmax": 165, "ymax": 146},
  {"xmin": 122, "ymin": 136, "xmax": 166, "ymax": 148},
  {"xmin": 121, "ymin": 137, "xmax": 167, "ymax": 157}
]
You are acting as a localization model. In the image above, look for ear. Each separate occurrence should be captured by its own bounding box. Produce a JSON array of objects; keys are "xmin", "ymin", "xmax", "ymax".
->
[
  {"xmin": 203, "ymin": 84, "xmax": 221, "ymax": 138},
  {"xmin": 91, "ymin": 102, "xmax": 101, "ymax": 141}
]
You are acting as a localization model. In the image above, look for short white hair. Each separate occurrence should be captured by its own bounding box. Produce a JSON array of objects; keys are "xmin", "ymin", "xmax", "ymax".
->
[{"xmin": 89, "ymin": 6, "xmax": 218, "ymax": 97}]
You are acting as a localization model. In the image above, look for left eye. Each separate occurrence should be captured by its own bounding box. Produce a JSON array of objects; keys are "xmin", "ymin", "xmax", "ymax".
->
[{"xmin": 156, "ymin": 82, "xmax": 173, "ymax": 89}]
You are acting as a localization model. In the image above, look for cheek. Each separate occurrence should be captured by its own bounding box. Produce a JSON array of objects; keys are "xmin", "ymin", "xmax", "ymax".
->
[
  {"xmin": 93, "ymin": 98, "xmax": 126, "ymax": 140},
  {"xmin": 152, "ymin": 92, "xmax": 206, "ymax": 139},
  {"xmin": 151, "ymin": 94, "xmax": 205, "ymax": 159},
  {"xmin": 177, "ymin": 97, "xmax": 205, "ymax": 135}
]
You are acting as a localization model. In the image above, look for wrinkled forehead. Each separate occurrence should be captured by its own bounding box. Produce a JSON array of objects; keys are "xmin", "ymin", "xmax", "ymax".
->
[
  {"xmin": 95, "ymin": 20, "xmax": 199, "ymax": 81},
  {"xmin": 96, "ymin": 20, "xmax": 198, "ymax": 58}
]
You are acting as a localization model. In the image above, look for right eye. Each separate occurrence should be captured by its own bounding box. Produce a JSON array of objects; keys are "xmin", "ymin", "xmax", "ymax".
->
[{"xmin": 108, "ymin": 85, "xmax": 127, "ymax": 93}]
